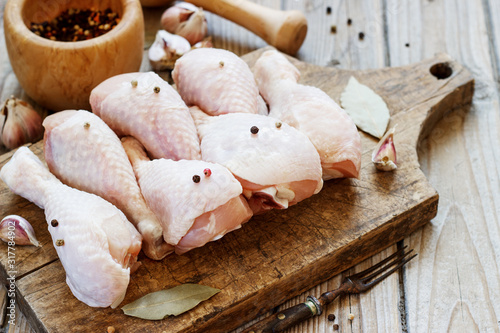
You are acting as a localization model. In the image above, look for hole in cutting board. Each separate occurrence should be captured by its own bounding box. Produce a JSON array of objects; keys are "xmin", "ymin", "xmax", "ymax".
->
[{"xmin": 430, "ymin": 62, "xmax": 453, "ymax": 79}]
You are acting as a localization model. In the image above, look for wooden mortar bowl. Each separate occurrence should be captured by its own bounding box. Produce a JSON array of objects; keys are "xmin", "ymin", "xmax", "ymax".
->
[{"xmin": 4, "ymin": 0, "xmax": 144, "ymax": 111}]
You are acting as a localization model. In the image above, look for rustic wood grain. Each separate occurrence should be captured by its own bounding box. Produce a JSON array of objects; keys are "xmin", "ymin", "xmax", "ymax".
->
[
  {"xmin": 2, "ymin": 0, "xmax": 498, "ymax": 332},
  {"xmin": 0, "ymin": 47, "xmax": 473, "ymax": 332},
  {"xmin": 288, "ymin": 0, "xmax": 387, "ymax": 70},
  {"xmin": 258, "ymin": 3, "xmax": 401, "ymax": 332},
  {"xmin": 384, "ymin": 0, "xmax": 500, "ymax": 332}
]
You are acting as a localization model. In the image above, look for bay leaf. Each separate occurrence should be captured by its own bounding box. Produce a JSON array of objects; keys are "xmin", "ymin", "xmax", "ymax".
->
[
  {"xmin": 340, "ymin": 76, "xmax": 390, "ymax": 139},
  {"xmin": 121, "ymin": 283, "xmax": 220, "ymax": 320}
]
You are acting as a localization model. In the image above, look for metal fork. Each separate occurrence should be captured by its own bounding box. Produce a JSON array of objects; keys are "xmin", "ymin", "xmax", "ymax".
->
[{"xmin": 242, "ymin": 246, "xmax": 417, "ymax": 333}]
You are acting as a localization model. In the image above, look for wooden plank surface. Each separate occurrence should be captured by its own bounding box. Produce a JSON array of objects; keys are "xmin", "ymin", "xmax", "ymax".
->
[
  {"xmin": 0, "ymin": 0, "xmax": 499, "ymax": 332},
  {"xmin": 385, "ymin": 0, "xmax": 500, "ymax": 332},
  {"xmin": 1, "ymin": 47, "xmax": 475, "ymax": 332}
]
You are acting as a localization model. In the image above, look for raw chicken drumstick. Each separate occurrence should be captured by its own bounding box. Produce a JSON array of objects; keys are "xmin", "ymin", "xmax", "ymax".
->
[
  {"xmin": 253, "ymin": 50, "xmax": 362, "ymax": 180},
  {"xmin": 0, "ymin": 147, "xmax": 142, "ymax": 308},
  {"xmin": 172, "ymin": 48, "xmax": 268, "ymax": 116},
  {"xmin": 90, "ymin": 71, "xmax": 201, "ymax": 160},
  {"xmin": 122, "ymin": 137, "xmax": 253, "ymax": 255},
  {"xmin": 191, "ymin": 107, "xmax": 323, "ymax": 214},
  {"xmin": 43, "ymin": 110, "xmax": 173, "ymax": 260}
]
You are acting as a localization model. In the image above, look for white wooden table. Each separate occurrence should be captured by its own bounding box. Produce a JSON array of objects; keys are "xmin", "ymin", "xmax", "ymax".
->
[{"xmin": 1, "ymin": 0, "xmax": 499, "ymax": 332}]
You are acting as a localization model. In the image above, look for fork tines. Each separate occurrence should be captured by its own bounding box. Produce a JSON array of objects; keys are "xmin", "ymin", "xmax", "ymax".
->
[{"xmin": 353, "ymin": 246, "xmax": 417, "ymax": 285}]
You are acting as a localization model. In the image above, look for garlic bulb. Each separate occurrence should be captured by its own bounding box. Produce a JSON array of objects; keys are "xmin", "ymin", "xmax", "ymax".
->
[
  {"xmin": 372, "ymin": 126, "xmax": 397, "ymax": 171},
  {"xmin": 0, "ymin": 96, "xmax": 43, "ymax": 150},
  {"xmin": 148, "ymin": 30, "xmax": 192, "ymax": 70},
  {"xmin": 0, "ymin": 215, "xmax": 40, "ymax": 246},
  {"xmin": 161, "ymin": 2, "xmax": 208, "ymax": 45}
]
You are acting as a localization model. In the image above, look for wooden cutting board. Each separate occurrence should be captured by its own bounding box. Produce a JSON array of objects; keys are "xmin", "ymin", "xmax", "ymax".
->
[{"xmin": 0, "ymin": 48, "xmax": 474, "ymax": 332}]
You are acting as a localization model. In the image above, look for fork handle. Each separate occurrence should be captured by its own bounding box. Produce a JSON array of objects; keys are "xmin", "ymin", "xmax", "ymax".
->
[{"xmin": 241, "ymin": 297, "xmax": 321, "ymax": 333}]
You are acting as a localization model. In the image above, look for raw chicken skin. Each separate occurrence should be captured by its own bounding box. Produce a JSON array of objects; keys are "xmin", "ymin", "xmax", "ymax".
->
[
  {"xmin": 172, "ymin": 48, "xmax": 260, "ymax": 115},
  {"xmin": 191, "ymin": 107, "xmax": 323, "ymax": 214},
  {"xmin": 0, "ymin": 147, "xmax": 142, "ymax": 308},
  {"xmin": 253, "ymin": 50, "xmax": 362, "ymax": 180},
  {"xmin": 175, "ymin": 196, "xmax": 251, "ymax": 254},
  {"xmin": 122, "ymin": 137, "xmax": 253, "ymax": 255},
  {"xmin": 43, "ymin": 110, "xmax": 173, "ymax": 260},
  {"xmin": 90, "ymin": 71, "xmax": 201, "ymax": 160}
]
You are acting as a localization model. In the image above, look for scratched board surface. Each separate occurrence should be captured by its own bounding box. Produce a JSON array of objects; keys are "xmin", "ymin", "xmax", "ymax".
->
[{"xmin": 0, "ymin": 48, "xmax": 473, "ymax": 332}]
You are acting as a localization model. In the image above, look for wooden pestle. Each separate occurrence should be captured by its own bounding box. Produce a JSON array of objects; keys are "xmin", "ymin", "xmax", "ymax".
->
[{"xmin": 186, "ymin": 0, "xmax": 308, "ymax": 55}]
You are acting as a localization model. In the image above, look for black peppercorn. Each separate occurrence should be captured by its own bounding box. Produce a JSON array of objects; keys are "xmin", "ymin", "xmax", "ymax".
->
[
  {"xmin": 250, "ymin": 126, "xmax": 259, "ymax": 134},
  {"xmin": 192, "ymin": 175, "xmax": 201, "ymax": 183}
]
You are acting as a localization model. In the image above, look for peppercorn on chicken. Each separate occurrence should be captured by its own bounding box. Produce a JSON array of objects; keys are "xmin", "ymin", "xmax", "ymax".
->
[
  {"xmin": 90, "ymin": 71, "xmax": 201, "ymax": 160},
  {"xmin": 0, "ymin": 147, "xmax": 142, "ymax": 308},
  {"xmin": 191, "ymin": 107, "xmax": 323, "ymax": 214},
  {"xmin": 253, "ymin": 50, "xmax": 362, "ymax": 179},
  {"xmin": 122, "ymin": 137, "xmax": 253, "ymax": 255},
  {"xmin": 172, "ymin": 47, "xmax": 268, "ymax": 115},
  {"xmin": 43, "ymin": 110, "xmax": 172, "ymax": 260}
]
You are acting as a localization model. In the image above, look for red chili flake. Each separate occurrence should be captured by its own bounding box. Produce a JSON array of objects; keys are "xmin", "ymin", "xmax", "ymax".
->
[{"xmin": 203, "ymin": 168, "xmax": 211, "ymax": 177}]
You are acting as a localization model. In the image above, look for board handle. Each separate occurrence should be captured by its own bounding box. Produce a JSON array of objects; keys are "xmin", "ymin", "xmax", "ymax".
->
[{"xmin": 186, "ymin": 0, "xmax": 308, "ymax": 55}]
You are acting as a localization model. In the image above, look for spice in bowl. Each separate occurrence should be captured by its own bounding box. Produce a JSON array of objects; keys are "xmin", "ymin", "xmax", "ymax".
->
[{"xmin": 29, "ymin": 8, "xmax": 120, "ymax": 42}]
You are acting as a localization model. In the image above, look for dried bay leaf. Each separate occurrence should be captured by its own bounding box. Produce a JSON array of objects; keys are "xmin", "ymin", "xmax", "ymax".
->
[
  {"xmin": 340, "ymin": 76, "xmax": 390, "ymax": 139},
  {"xmin": 121, "ymin": 283, "xmax": 220, "ymax": 320}
]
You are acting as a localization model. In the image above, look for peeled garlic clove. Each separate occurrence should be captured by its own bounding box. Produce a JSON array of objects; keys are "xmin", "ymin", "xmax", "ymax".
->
[
  {"xmin": 148, "ymin": 30, "xmax": 191, "ymax": 70},
  {"xmin": 0, "ymin": 97, "xmax": 43, "ymax": 150},
  {"xmin": 372, "ymin": 126, "xmax": 397, "ymax": 171},
  {"xmin": 161, "ymin": 2, "xmax": 207, "ymax": 45},
  {"xmin": 0, "ymin": 215, "xmax": 40, "ymax": 246}
]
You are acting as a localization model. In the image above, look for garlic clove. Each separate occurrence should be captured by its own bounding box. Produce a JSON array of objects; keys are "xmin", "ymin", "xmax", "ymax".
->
[
  {"xmin": 372, "ymin": 126, "xmax": 397, "ymax": 171},
  {"xmin": 175, "ymin": 7, "xmax": 207, "ymax": 45},
  {"xmin": 0, "ymin": 108, "xmax": 5, "ymax": 132},
  {"xmin": 160, "ymin": 2, "xmax": 207, "ymax": 45},
  {"xmin": 0, "ymin": 215, "xmax": 40, "ymax": 247},
  {"xmin": 160, "ymin": 3, "xmax": 196, "ymax": 33},
  {"xmin": 193, "ymin": 37, "xmax": 213, "ymax": 49},
  {"xmin": 0, "ymin": 97, "xmax": 43, "ymax": 150},
  {"xmin": 148, "ymin": 30, "xmax": 191, "ymax": 71}
]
